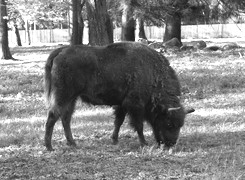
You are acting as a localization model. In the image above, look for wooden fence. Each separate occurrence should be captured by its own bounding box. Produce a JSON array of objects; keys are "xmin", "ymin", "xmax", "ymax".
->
[
  {"xmin": 8, "ymin": 23, "xmax": 245, "ymax": 45},
  {"xmin": 143, "ymin": 23, "xmax": 245, "ymax": 40}
]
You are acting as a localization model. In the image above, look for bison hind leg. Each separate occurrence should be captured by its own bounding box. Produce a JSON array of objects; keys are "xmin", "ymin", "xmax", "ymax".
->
[
  {"xmin": 61, "ymin": 100, "xmax": 76, "ymax": 147},
  {"xmin": 45, "ymin": 108, "xmax": 60, "ymax": 151},
  {"xmin": 111, "ymin": 106, "xmax": 127, "ymax": 145},
  {"xmin": 45, "ymin": 99, "xmax": 76, "ymax": 151}
]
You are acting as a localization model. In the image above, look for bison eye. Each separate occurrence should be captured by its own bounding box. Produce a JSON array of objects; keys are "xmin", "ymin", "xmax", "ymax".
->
[{"xmin": 167, "ymin": 123, "xmax": 174, "ymax": 129}]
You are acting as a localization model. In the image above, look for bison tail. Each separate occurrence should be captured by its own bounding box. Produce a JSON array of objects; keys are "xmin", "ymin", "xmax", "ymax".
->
[
  {"xmin": 44, "ymin": 57, "xmax": 53, "ymax": 107},
  {"xmin": 44, "ymin": 47, "xmax": 65, "ymax": 107}
]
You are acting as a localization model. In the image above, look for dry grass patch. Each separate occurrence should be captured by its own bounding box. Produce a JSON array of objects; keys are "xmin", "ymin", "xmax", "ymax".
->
[{"xmin": 0, "ymin": 45, "xmax": 245, "ymax": 179}]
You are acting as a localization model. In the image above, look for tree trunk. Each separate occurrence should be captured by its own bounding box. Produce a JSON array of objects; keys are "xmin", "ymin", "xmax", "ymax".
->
[
  {"xmin": 0, "ymin": 0, "xmax": 12, "ymax": 59},
  {"xmin": 86, "ymin": 0, "xmax": 113, "ymax": 46},
  {"xmin": 14, "ymin": 24, "xmax": 22, "ymax": 46},
  {"xmin": 71, "ymin": 0, "xmax": 84, "ymax": 45},
  {"xmin": 125, "ymin": 18, "xmax": 135, "ymax": 41},
  {"xmin": 163, "ymin": 13, "xmax": 182, "ymax": 43},
  {"xmin": 138, "ymin": 17, "xmax": 147, "ymax": 40},
  {"xmin": 25, "ymin": 19, "xmax": 31, "ymax": 45},
  {"xmin": 67, "ymin": 6, "xmax": 71, "ymax": 37},
  {"xmin": 105, "ymin": 13, "xmax": 113, "ymax": 44},
  {"xmin": 121, "ymin": 0, "xmax": 135, "ymax": 41}
]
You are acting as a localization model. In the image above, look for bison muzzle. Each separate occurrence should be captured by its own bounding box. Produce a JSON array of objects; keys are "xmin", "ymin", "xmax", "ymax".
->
[{"xmin": 44, "ymin": 42, "xmax": 194, "ymax": 151}]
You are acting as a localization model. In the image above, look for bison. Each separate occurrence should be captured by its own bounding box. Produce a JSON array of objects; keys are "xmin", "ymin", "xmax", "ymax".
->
[{"xmin": 44, "ymin": 42, "xmax": 194, "ymax": 151}]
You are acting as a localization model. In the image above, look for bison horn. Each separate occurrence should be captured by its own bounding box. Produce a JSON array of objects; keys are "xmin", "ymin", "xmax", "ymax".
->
[
  {"xmin": 185, "ymin": 108, "xmax": 195, "ymax": 114},
  {"xmin": 167, "ymin": 107, "xmax": 181, "ymax": 112},
  {"xmin": 167, "ymin": 107, "xmax": 195, "ymax": 114}
]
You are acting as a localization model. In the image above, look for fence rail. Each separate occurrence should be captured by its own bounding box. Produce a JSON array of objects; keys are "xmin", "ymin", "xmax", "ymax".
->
[{"xmin": 8, "ymin": 23, "xmax": 245, "ymax": 45}]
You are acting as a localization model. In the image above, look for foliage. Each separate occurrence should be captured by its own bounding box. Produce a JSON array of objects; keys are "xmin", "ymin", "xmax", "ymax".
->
[
  {"xmin": 108, "ymin": 0, "xmax": 245, "ymax": 26},
  {"xmin": 7, "ymin": 0, "xmax": 24, "ymax": 27},
  {"xmin": 5, "ymin": 0, "xmax": 245, "ymax": 33},
  {"xmin": 35, "ymin": 0, "xmax": 70, "ymax": 28},
  {"xmin": 7, "ymin": 0, "xmax": 70, "ymax": 29},
  {"xmin": 210, "ymin": 0, "xmax": 245, "ymax": 23},
  {"xmin": 0, "ymin": 43, "xmax": 245, "ymax": 179},
  {"xmin": 184, "ymin": 0, "xmax": 245, "ymax": 24},
  {"xmin": 107, "ymin": 0, "xmax": 123, "ymax": 27}
]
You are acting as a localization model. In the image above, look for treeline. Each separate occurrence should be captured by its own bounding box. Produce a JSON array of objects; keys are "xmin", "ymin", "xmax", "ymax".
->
[{"xmin": 1, "ymin": 0, "xmax": 245, "ymax": 59}]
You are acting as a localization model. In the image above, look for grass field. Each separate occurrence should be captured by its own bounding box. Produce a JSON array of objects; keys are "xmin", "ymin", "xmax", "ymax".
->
[{"xmin": 0, "ymin": 43, "xmax": 245, "ymax": 179}]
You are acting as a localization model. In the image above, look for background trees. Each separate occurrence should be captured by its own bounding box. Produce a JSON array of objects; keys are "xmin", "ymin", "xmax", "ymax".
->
[
  {"xmin": 71, "ymin": 0, "xmax": 84, "ymax": 45},
  {"xmin": 86, "ymin": 0, "xmax": 113, "ymax": 45},
  {"xmin": 0, "ymin": 0, "xmax": 245, "ymax": 56},
  {"xmin": 8, "ymin": 0, "xmax": 70, "ymax": 45},
  {"xmin": 0, "ymin": 0, "xmax": 12, "ymax": 59},
  {"xmin": 120, "ymin": 0, "xmax": 136, "ymax": 41}
]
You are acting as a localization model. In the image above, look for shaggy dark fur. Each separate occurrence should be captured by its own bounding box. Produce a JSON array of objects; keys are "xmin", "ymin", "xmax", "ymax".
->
[{"xmin": 44, "ymin": 42, "xmax": 193, "ymax": 151}]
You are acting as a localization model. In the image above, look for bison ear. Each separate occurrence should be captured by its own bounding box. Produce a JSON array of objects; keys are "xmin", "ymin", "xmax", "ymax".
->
[
  {"xmin": 156, "ymin": 104, "xmax": 168, "ymax": 114},
  {"xmin": 185, "ymin": 108, "xmax": 195, "ymax": 114}
]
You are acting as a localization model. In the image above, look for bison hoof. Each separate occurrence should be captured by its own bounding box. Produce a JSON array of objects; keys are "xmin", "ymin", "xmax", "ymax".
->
[
  {"xmin": 112, "ymin": 139, "xmax": 118, "ymax": 145},
  {"xmin": 67, "ymin": 141, "xmax": 77, "ymax": 147},
  {"xmin": 45, "ymin": 143, "xmax": 54, "ymax": 151},
  {"xmin": 140, "ymin": 141, "xmax": 148, "ymax": 147},
  {"xmin": 46, "ymin": 147, "xmax": 54, "ymax": 151},
  {"xmin": 111, "ymin": 134, "xmax": 119, "ymax": 145}
]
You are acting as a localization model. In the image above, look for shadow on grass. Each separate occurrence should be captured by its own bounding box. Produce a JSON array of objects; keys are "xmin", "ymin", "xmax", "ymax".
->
[
  {"xmin": 178, "ymin": 130, "xmax": 245, "ymax": 153},
  {"xmin": 0, "ymin": 60, "xmax": 48, "ymax": 66},
  {"xmin": 1, "ymin": 109, "xmax": 244, "ymax": 153},
  {"xmin": 1, "ymin": 111, "xmax": 245, "ymax": 180},
  {"xmin": 11, "ymin": 45, "xmax": 64, "ymax": 55}
]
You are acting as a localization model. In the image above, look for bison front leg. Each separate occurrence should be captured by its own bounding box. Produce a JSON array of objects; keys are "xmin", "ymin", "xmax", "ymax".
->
[
  {"xmin": 122, "ymin": 92, "xmax": 147, "ymax": 146},
  {"xmin": 61, "ymin": 101, "xmax": 76, "ymax": 147},
  {"xmin": 111, "ymin": 106, "xmax": 127, "ymax": 145},
  {"xmin": 45, "ymin": 109, "xmax": 60, "ymax": 151},
  {"xmin": 135, "ymin": 121, "xmax": 147, "ymax": 146},
  {"xmin": 152, "ymin": 125, "xmax": 162, "ymax": 146},
  {"xmin": 128, "ymin": 110, "xmax": 147, "ymax": 146}
]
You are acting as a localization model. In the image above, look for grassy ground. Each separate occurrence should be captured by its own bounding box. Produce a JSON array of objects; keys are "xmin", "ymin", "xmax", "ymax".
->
[{"xmin": 0, "ymin": 44, "xmax": 245, "ymax": 179}]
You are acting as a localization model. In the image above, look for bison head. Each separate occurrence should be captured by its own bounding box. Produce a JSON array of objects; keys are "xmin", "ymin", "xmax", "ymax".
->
[{"xmin": 153, "ymin": 105, "xmax": 194, "ymax": 148}]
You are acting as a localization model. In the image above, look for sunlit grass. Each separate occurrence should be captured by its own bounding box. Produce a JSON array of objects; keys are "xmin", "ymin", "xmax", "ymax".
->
[{"xmin": 0, "ymin": 45, "xmax": 245, "ymax": 179}]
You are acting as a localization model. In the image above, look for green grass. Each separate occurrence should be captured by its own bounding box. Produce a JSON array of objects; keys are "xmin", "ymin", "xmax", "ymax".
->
[{"xmin": 0, "ymin": 45, "xmax": 245, "ymax": 179}]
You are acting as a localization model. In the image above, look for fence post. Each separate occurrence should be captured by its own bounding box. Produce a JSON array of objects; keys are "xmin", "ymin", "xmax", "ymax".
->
[
  {"xmin": 196, "ymin": 24, "xmax": 199, "ymax": 39},
  {"xmin": 221, "ymin": 23, "xmax": 224, "ymax": 38}
]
